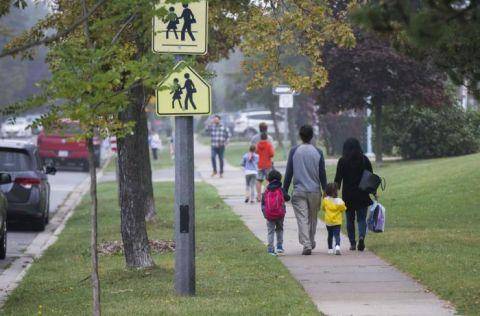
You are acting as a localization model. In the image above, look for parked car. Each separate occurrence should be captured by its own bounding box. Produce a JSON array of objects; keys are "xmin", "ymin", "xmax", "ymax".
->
[
  {"xmin": 0, "ymin": 172, "xmax": 12, "ymax": 259},
  {"xmin": 233, "ymin": 110, "xmax": 286, "ymax": 138},
  {"xmin": 0, "ymin": 140, "xmax": 56, "ymax": 231},
  {"xmin": 37, "ymin": 122, "xmax": 101, "ymax": 171},
  {"xmin": 1, "ymin": 117, "xmax": 32, "ymax": 138}
]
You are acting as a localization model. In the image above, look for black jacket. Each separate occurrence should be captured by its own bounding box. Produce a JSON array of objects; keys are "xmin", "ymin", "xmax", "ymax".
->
[{"xmin": 334, "ymin": 155, "xmax": 373, "ymax": 211}]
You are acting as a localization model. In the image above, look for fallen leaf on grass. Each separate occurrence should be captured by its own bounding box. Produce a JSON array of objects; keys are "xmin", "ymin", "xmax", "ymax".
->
[{"xmin": 98, "ymin": 240, "xmax": 175, "ymax": 256}]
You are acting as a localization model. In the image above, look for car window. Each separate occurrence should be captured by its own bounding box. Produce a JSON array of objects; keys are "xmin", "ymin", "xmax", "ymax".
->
[{"xmin": 0, "ymin": 150, "xmax": 32, "ymax": 171}]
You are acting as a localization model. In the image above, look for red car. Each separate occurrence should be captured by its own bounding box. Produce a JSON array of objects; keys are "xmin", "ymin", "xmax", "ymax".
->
[{"xmin": 37, "ymin": 123, "xmax": 101, "ymax": 171}]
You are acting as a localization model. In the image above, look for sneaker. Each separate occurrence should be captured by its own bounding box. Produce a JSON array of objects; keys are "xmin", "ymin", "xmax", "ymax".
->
[
  {"xmin": 302, "ymin": 248, "xmax": 312, "ymax": 256},
  {"xmin": 276, "ymin": 245, "xmax": 284, "ymax": 255},
  {"xmin": 358, "ymin": 238, "xmax": 365, "ymax": 252},
  {"xmin": 245, "ymin": 198, "xmax": 249, "ymax": 204},
  {"xmin": 250, "ymin": 200, "xmax": 256, "ymax": 204},
  {"xmin": 349, "ymin": 243, "xmax": 356, "ymax": 251},
  {"xmin": 219, "ymin": 173, "xmax": 224, "ymax": 178},
  {"xmin": 267, "ymin": 248, "xmax": 276, "ymax": 256},
  {"xmin": 211, "ymin": 172, "xmax": 217, "ymax": 178},
  {"xmin": 328, "ymin": 248, "xmax": 334, "ymax": 255},
  {"xmin": 335, "ymin": 245, "xmax": 341, "ymax": 255}
]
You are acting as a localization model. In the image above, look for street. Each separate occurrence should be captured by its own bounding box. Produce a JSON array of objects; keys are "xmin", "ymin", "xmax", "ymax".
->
[{"xmin": 0, "ymin": 169, "xmax": 89, "ymax": 273}]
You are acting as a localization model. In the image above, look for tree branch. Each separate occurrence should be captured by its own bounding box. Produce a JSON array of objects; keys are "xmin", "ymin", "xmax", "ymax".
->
[{"xmin": 0, "ymin": 0, "xmax": 108, "ymax": 59}]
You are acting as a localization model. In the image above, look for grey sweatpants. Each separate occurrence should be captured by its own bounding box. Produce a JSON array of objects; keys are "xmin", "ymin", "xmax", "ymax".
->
[
  {"xmin": 291, "ymin": 191, "xmax": 322, "ymax": 250},
  {"xmin": 267, "ymin": 218, "xmax": 284, "ymax": 251}
]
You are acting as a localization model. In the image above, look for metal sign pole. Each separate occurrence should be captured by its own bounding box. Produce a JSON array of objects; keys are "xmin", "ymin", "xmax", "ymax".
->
[{"xmin": 174, "ymin": 114, "xmax": 196, "ymax": 296}]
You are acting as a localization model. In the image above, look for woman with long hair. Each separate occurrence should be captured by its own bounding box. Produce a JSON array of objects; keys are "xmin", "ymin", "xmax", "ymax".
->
[{"xmin": 334, "ymin": 138, "xmax": 373, "ymax": 251}]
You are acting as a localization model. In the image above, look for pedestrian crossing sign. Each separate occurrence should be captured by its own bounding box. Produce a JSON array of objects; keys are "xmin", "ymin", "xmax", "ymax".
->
[
  {"xmin": 152, "ymin": 0, "xmax": 208, "ymax": 55},
  {"xmin": 156, "ymin": 61, "xmax": 212, "ymax": 117}
]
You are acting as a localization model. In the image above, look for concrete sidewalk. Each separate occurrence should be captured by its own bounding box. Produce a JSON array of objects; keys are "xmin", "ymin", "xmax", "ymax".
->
[{"xmin": 194, "ymin": 140, "xmax": 455, "ymax": 316}]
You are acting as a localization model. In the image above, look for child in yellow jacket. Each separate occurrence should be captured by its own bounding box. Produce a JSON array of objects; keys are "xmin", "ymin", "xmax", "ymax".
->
[{"xmin": 322, "ymin": 183, "xmax": 347, "ymax": 255}]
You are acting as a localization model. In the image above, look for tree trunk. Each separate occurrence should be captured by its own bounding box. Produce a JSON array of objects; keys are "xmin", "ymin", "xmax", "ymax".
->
[
  {"xmin": 287, "ymin": 108, "xmax": 297, "ymax": 147},
  {"xmin": 374, "ymin": 101, "xmax": 383, "ymax": 163},
  {"xmin": 117, "ymin": 84, "xmax": 155, "ymax": 269},
  {"xmin": 87, "ymin": 137, "xmax": 101, "ymax": 316},
  {"xmin": 268, "ymin": 102, "xmax": 283, "ymax": 149}
]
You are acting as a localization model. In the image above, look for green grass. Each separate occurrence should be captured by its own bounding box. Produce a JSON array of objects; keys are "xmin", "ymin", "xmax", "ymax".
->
[
  {"xmin": 2, "ymin": 182, "xmax": 319, "ymax": 315},
  {"xmin": 330, "ymin": 154, "xmax": 480, "ymax": 315},
  {"xmin": 104, "ymin": 149, "xmax": 173, "ymax": 173}
]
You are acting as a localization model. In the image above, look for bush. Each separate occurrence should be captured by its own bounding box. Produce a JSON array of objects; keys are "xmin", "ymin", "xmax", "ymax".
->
[{"xmin": 383, "ymin": 105, "xmax": 479, "ymax": 159}]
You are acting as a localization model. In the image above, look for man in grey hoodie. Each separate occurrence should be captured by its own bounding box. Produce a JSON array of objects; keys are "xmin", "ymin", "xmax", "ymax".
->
[{"xmin": 283, "ymin": 125, "xmax": 327, "ymax": 255}]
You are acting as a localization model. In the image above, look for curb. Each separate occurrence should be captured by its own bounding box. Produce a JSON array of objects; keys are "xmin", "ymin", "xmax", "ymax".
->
[{"xmin": 0, "ymin": 158, "xmax": 111, "ymax": 307}]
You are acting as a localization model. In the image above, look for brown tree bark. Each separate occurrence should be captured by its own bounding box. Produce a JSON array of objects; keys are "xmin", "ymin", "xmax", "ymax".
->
[
  {"xmin": 374, "ymin": 101, "xmax": 384, "ymax": 163},
  {"xmin": 117, "ymin": 83, "xmax": 155, "ymax": 268},
  {"xmin": 87, "ymin": 137, "xmax": 101, "ymax": 316}
]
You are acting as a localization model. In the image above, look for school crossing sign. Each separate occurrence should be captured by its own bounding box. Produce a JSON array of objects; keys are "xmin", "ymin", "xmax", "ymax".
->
[
  {"xmin": 153, "ymin": 0, "xmax": 208, "ymax": 55},
  {"xmin": 156, "ymin": 61, "xmax": 211, "ymax": 116}
]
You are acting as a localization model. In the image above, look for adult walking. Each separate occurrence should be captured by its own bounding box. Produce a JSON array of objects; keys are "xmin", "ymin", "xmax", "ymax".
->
[
  {"xmin": 334, "ymin": 138, "xmax": 373, "ymax": 251},
  {"xmin": 250, "ymin": 122, "xmax": 274, "ymax": 146},
  {"xmin": 149, "ymin": 132, "xmax": 162, "ymax": 161},
  {"xmin": 284, "ymin": 125, "xmax": 327, "ymax": 255},
  {"xmin": 206, "ymin": 115, "xmax": 231, "ymax": 178},
  {"xmin": 180, "ymin": 3, "xmax": 196, "ymax": 41}
]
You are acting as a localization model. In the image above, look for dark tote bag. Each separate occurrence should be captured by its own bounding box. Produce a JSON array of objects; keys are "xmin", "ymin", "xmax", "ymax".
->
[{"xmin": 359, "ymin": 169, "xmax": 386, "ymax": 194}]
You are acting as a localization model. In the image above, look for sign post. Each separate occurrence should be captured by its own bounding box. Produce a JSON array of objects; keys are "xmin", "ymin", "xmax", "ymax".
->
[
  {"xmin": 274, "ymin": 85, "xmax": 298, "ymax": 148},
  {"xmin": 153, "ymin": 0, "xmax": 210, "ymax": 297}
]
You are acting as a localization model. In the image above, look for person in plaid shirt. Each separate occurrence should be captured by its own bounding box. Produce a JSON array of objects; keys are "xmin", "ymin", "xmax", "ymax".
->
[{"xmin": 206, "ymin": 115, "xmax": 231, "ymax": 177}]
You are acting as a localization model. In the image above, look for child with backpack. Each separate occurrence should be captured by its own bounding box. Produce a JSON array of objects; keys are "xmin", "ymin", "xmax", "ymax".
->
[
  {"xmin": 241, "ymin": 145, "xmax": 259, "ymax": 203},
  {"xmin": 261, "ymin": 170, "xmax": 290, "ymax": 256},
  {"xmin": 322, "ymin": 183, "xmax": 347, "ymax": 255}
]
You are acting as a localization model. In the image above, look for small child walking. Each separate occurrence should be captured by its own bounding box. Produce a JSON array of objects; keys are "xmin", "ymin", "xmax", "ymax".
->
[
  {"xmin": 241, "ymin": 145, "xmax": 259, "ymax": 203},
  {"xmin": 261, "ymin": 170, "xmax": 289, "ymax": 256},
  {"xmin": 322, "ymin": 183, "xmax": 347, "ymax": 255}
]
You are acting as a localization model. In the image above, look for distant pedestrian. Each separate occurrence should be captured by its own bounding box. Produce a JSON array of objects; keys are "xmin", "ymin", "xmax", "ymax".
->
[
  {"xmin": 256, "ymin": 133, "xmax": 275, "ymax": 201},
  {"xmin": 149, "ymin": 133, "xmax": 162, "ymax": 161},
  {"xmin": 261, "ymin": 170, "xmax": 289, "ymax": 256},
  {"xmin": 283, "ymin": 125, "xmax": 327, "ymax": 255},
  {"xmin": 250, "ymin": 122, "xmax": 274, "ymax": 146},
  {"xmin": 322, "ymin": 183, "xmax": 347, "ymax": 255},
  {"xmin": 205, "ymin": 115, "xmax": 231, "ymax": 178},
  {"xmin": 241, "ymin": 145, "xmax": 259, "ymax": 203},
  {"xmin": 334, "ymin": 138, "xmax": 373, "ymax": 252}
]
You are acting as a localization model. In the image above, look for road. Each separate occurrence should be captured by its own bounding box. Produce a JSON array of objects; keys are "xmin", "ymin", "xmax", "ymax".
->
[{"xmin": 0, "ymin": 169, "xmax": 89, "ymax": 273}]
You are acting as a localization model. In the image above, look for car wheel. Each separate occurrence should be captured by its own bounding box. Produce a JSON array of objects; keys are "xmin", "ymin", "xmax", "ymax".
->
[
  {"xmin": 82, "ymin": 160, "xmax": 90, "ymax": 172},
  {"xmin": 33, "ymin": 214, "xmax": 46, "ymax": 232},
  {"xmin": 0, "ymin": 220, "xmax": 7, "ymax": 259}
]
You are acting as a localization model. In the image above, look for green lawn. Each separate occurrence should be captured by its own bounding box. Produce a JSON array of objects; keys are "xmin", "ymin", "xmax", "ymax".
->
[
  {"xmin": 2, "ymin": 182, "xmax": 319, "ymax": 315},
  {"xmin": 336, "ymin": 154, "xmax": 480, "ymax": 315},
  {"xmin": 104, "ymin": 148, "xmax": 173, "ymax": 173}
]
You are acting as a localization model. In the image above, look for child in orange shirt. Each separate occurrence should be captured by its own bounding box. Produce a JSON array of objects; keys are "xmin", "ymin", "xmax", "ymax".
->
[{"xmin": 256, "ymin": 133, "xmax": 275, "ymax": 201}]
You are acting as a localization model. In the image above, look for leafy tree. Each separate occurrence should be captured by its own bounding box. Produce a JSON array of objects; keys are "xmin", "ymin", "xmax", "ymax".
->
[
  {"xmin": 353, "ymin": 0, "xmax": 480, "ymax": 98},
  {"xmin": 318, "ymin": 31, "xmax": 447, "ymax": 162},
  {"xmin": 238, "ymin": 0, "xmax": 355, "ymax": 92}
]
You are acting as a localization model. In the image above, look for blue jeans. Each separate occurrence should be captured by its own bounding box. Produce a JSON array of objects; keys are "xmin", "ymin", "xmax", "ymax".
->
[
  {"xmin": 211, "ymin": 146, "xmax": 225, "ymax": 174},
  {"xmin": 346, "ymin": 207, "xmax": 368, "ymax": 245},
  {"xmin": 327, "ymin": 225, "xmax": 341, "ymax": 249}
]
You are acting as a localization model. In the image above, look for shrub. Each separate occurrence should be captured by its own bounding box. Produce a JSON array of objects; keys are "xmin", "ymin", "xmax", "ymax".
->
[{"xmin": 383, "ymin": 104, "xmax": 479, "ymax": 159}]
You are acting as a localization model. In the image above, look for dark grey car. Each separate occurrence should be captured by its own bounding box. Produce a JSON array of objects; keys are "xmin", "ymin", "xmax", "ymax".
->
[{"xmin": 0, "ymin": 141, "xmax": 56, "ymax": 231}]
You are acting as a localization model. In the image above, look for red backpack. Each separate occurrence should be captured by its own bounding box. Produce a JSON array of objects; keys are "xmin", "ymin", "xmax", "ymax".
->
[{"xmin": 263, "ymin": 188, "xmax": 286, "ymax": 221}]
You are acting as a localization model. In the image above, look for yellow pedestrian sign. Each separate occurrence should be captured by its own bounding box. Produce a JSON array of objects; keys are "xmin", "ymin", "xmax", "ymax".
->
[
  {"xmin": 156, "ymin": 61, "xmax": 211, "ymax": 117},
  {"xmin": 153, "ymin": 0, "xmax": 208, "ymax": 55}
]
